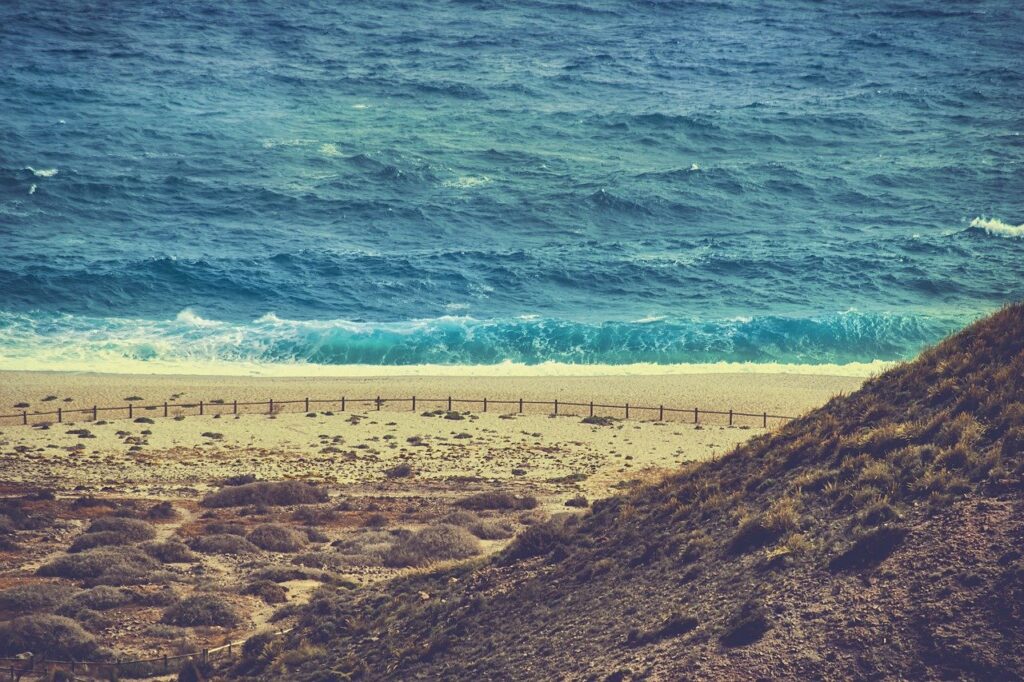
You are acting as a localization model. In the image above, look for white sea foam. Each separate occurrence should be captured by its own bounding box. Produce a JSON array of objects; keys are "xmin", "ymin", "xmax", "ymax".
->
[
  {"xmin": 319, "ymin": 143, "xmax": 341, "ymax": 157},
  {"xmin": 443, "ymin": 175, "xmax": 492, "ymax": 189},
  {"xmin": 26, "ymin": 166, "xmax": 58, "ymax": 177},
  {"xmin": 261, "ymin": 138, "xmax": 315, "ymax": 149},
  {"xmin": 175, "ymin": 309, "xmax": 220, "ymax": 328},
  {"xmin": 970, "ymin": 216, "xmax": 1024, "ymax": 238},
  {"xmin": 28, "ymin": 184, "xmax": 36, "ymax": 195},
  {"xmin": 0, "ymin": 353, "xmax": 894, "ymax": 378}
]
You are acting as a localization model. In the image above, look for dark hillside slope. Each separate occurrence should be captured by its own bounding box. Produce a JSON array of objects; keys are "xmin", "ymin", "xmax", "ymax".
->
[{"xmin": 239, "ymin": 305, "xmax": 1024, "ymax": 681}]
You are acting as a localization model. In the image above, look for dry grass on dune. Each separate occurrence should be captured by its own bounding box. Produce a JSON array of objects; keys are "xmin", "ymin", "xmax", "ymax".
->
[{"xmin": 236, "ymin": 304, "xmax": 1024, "ymax": 681}]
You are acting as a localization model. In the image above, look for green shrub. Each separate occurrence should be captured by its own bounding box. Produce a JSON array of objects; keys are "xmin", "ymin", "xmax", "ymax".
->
[{"xmin": 201, "ymin": 481, "xmax": 328, "ymax": 508}]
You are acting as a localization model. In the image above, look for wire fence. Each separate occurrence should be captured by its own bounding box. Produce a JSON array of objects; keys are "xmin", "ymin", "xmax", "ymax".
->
[
  {"xmin": 0, "ymin": 395, "xmax": 797, "ymax": 429},
  {"xmin": 0, "ymin": 627, "xmax": 292, "ymax": 680}
]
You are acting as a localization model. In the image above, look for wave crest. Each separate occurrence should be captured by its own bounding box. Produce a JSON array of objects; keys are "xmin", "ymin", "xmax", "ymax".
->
[
  {"xmin": 0, "ymin": 310, "xmax": 969, "ymax": 373},
  {"xmin": 970, "ymin": 217, "xmax": 1024, "ymax": 238}
]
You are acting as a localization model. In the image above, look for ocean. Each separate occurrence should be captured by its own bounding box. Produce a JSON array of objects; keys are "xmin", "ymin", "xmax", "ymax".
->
[{"xmin": 1, "ymin": 1, "xmax": 1022, "ymax": 373}]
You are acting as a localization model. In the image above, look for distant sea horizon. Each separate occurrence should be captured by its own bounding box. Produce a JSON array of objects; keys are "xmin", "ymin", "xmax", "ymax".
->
[{"xmin": 2, "ymin": 2, "xmax": 1021, "ymax": 374}]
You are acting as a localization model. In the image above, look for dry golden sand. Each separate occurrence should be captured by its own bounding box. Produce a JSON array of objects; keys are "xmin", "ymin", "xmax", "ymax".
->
[{"xmin": 0, "ymin": 370, "xmax": 863, "ymax": 499}]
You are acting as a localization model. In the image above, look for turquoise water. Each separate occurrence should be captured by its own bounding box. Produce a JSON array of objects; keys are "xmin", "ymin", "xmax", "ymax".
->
[{"xmin": 1, "ymin": 2, "xmax": 1022, "ymax": 370}]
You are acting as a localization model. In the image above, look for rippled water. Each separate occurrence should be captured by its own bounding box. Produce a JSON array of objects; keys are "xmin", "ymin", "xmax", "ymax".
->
[{"xmin": 1, "ymin": 1, "xmax": 1022, "ymax": 370}]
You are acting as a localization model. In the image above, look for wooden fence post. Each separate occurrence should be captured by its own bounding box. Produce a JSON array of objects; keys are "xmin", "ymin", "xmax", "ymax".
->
[
  {"xmin": 519, "ymin": 398, "xmax": 523, "ymax": 414},
  {"xmin": 21, "ymin": 411, "xmax": 26, "ymax": 425},
  {"xmin": 554, "ymin": 399, "xmax": 558, "ymax": 415},
  {"xmin": 57, "ymin": 408, "xmax": 62, "ymax": 423},
  {"xmin": 128, "ymin": 403, "xmax": 133, "ymax": 419},
  {"xmin": 164, "ymin": 654, "xmax": 168, "ymax": 671},
  {"xmin": 93, "ymin": 405, "xmax": 98, "ymax": 421},
  {"xmin": 625, "ymin": 403, "xmax": 629, "ymax": 419},
  {"xmin": 268, "ymin": 399, "xmax": 273, "ymax": 415},
  {"xmin": 729, "ymin": 409, "xmax": 733, "ymax": 426},
  {"xmin": 164, "ymin": 402, "xmax": 168, "ymax": 417},
  {"xmin": 305, "ymin": 397, "xmax": 309, "ymax": 412},
  {"xmin": 234, "ymin": 400, "xmax": 238, "ymax": 415},
  {"xmin": 763, "ymin": 412, "xmax": 767, "ymax": 428},
  {"xmin": 659, "ymin": 405, "xmax": 664, "ymax": 421},
  {"xmin": 341, "ymin": 397, "xmax": 346, "ymax": 412},
  {"xmin": 694, "ymin": 407, "xmax": 698, "ymax": 424},
  {"xmin": 412, "ymin": 396, "xmax": 416, "ymax": 411},
  {"xmin": 589, "ymin": 401, "xmax": 594, "ymax": 417},
  {"xmin": 447, "ymin": 396, "xmax": 452, "ymax": 411},
  {"xmin": 376, "ymin": 396, "xmax": 381, "ymax": 411},
  {"xmin": 483, "ymin": 397, "xmax": 487, "ymax": 412},
  {"xmin": 199, "ymin": 400, "xmax": 204, "ymax": 416}
]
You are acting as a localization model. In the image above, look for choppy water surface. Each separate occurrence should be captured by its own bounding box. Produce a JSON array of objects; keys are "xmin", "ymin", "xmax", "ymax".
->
[{"xmin": 1, "ymin": 1, "xmax": 1022, "ymax": 370}]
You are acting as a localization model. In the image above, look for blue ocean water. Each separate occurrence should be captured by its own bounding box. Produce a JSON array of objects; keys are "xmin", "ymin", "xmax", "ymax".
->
[{"xmin": 1, "ymin": 1, "xmax": 1022, "ymax": 370}]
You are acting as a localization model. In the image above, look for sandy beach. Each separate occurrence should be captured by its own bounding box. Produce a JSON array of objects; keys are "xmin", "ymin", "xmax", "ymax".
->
[
  {"xmin": 0, "ymin": 368, "xmax": 864, "ymax": 662},
  {"xmin": 0, "ymin": 369, "xmax": 864, "ymax": 495}
]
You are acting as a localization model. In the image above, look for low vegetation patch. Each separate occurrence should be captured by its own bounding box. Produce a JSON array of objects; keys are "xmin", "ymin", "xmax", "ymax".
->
[
  {"xmin": 37, "ymin": 546, "xmax": 159, "ymax": 586},
  {"xmin": 626, "ymin": 613, "xmax": 699, "ymax": 647},
  {"xmin": 467, "ymin": 518, "xmax": 517, "ymax": 540},
  {"xmin": 85, "ymin": 517, "xmax": 157, "ymax": 541},
  {"xmin": 189, "ymin": 533, "xmax": 260, "ymax": 555},
  {"xmin": 69, "ymin": 530, "xmax": 133, "ymax": 553},
  {"xmin": 828, "ymin": 525, "xmax": 909, "ymax": 572},
  {"xmin": 247, "ymin": 524, "xmax": 308, "ymax": 552},
  {"xmin": 162, "ymin": 593, "xmax": 240, "ymax": 627},
  {"xmin": 456, "ymin": 491, "xmax": 538, "ymax": 511},
  {"xmin": 142, "ymin": 540, "xmax": 198, "ymax": 563},
  {"xmin": 0, "ymin": 615, "xmax": 106, "ymax": 660},
  {"xmin": 242, "ymin": 579, "xmax": 289, "ymax": 604},
  {"xmin": 147, "ymin": 501, "xmax": 177, "ymax": 519},
  {"xmin": 382, "ymin": 524, "xmax": 482, "ymax": 568},
  {"xmin": 384, "ymin": 463, "xmax": 415, "ymax": 478},
  {"xmin": 202, "ymin": 481, "xmax": 329, "ymax": 508},
  {"xmin": 0, "ymin": 583, "xmax": 78, "ymax": 613},
  {"xmin": 68, "ymin": 586, "xmax": 133, "ymax": 611},
  {"xmin": 500, "ymin": 517, "xmax": 574, "ymax": 564},
  {"xmin": 720, "ymin": 599, "xmax": 771, "ymax": 647}
]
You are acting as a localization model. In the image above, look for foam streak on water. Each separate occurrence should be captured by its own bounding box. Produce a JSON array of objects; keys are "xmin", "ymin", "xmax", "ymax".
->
[{"xmin": 0, "ymin": 1, "xmax": 1022, "ymax": 373}]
